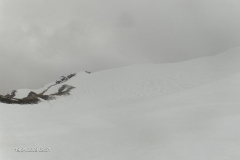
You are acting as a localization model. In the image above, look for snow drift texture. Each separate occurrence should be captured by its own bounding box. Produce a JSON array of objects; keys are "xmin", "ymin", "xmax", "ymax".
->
[{"xmin": 1, "ymin": 48, "xmax": 240, "ymax": 159}]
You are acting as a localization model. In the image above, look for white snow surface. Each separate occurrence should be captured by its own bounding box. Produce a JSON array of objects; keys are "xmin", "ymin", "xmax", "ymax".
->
[{"xmin": 1, "ymin": 48, "xmax": 240, "ymax": 159}]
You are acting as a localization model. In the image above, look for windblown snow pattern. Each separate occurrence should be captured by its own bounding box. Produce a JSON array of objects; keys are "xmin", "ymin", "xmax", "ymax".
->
[{"xmin": 1, "ymin": 48, "xmax": 240, "ymax": 159}]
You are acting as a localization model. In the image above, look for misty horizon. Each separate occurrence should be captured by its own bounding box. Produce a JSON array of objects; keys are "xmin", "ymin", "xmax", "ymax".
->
[
  {"xmin": 1, "ymin": 1, "xmax": 240, "ymax": 159},
  {"xmin": 1, "ymin": 0, "xmax": 240, "ymax": 93}
]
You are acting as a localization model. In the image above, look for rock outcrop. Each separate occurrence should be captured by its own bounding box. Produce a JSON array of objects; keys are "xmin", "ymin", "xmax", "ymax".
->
[
  {"xmin": 52, "ymin": 84, "xmax": 75, "ymax": 96},
  {"xmin": 0, "ymin": 73, "xmax": 76, "ymax": 105},
  {"xmin": 55, "ymin": 73, "xmax": 76, "ymax": 84},
  {"xmin": 4, "ymin": 90, "xmax": 17, "ymax": 99}
]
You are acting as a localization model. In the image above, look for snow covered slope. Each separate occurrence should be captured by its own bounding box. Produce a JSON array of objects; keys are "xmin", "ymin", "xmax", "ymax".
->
[
  {"xmin": 1, "ymin": 48, "xmax": 240, "ymax": 159},
  {"xmin": 119, "ymin": 72, "xmax": 240, "ymax": 160},
  {"xmin": 12, "ymin": 48, "xmax": 240, "ymax": 104}
]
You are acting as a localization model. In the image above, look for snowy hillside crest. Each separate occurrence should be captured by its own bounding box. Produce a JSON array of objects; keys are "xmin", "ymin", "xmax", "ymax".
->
[
  {"xmin": 2, "ymin": 50, "xmax": 240, "ymax": 159},
  {"xmin": 0, "ymin": 73, "xmax": 76, "ymax": 104}
]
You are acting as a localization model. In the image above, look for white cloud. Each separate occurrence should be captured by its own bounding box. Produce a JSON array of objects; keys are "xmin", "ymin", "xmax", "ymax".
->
[{"xmin": 0, "ymin": 0, "xmax": 240, "ymax": 93}]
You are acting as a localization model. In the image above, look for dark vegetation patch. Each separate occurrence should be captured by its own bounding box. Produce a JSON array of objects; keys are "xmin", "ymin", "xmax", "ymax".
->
[{"xmin": 0, "ymin": 73, "xmax": 76, "ymax": 105}]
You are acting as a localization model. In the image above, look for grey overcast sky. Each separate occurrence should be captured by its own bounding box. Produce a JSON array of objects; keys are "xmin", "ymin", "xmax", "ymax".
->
[{"xmin": 1, "ymin": 0, "xmax": 240, "ymax": 93}]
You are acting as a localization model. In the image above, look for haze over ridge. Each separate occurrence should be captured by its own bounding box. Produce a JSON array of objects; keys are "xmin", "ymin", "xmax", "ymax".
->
[{"xmin": 1, "ymin": 0, "xmax": 240, "ymax": 93}]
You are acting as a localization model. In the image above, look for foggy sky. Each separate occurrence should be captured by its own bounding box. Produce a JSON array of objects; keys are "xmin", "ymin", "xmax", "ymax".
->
[{"xmin": 1, "ymin": 0, "xmax": 240, "ymax": 93}]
